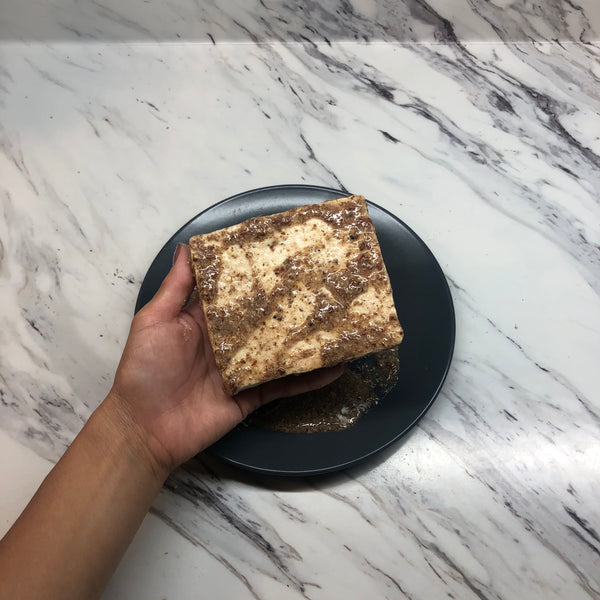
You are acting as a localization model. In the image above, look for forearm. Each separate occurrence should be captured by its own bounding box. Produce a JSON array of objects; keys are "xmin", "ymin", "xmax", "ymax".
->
[{"xmin": 0, "ymin": 393, "xmax": 168, "ymax": 600}]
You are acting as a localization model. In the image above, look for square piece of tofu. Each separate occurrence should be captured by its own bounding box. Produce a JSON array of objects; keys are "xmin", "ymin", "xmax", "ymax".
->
[{"xmin": 189, "ymin": 195, "xmax": 403, "ymax": 395}]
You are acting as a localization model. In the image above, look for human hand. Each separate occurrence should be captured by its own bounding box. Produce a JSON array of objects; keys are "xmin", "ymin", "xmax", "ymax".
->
[
  {"xmin": 108, "ymin": 244, "xmax": 342, "ymax": 476},
  {"xmin": 1, "ymin": 243, "xmax": 346, "ymax": 600}
]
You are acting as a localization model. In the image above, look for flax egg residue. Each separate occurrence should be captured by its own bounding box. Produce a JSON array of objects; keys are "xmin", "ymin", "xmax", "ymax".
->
[{"xmin": 248, "ymin": 346, "xmax": 400, "ymax": 433}]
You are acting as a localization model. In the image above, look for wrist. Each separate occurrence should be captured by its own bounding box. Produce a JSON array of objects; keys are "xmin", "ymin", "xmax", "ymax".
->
[{"xmin": 95, "ymin": 391, "xmax": 171, "ymax": 486}]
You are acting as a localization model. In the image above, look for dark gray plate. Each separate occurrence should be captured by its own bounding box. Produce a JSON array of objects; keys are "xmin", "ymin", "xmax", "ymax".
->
[{"xmin": 135, "ymin": 185, "xmax": 455, "ymax": 476}]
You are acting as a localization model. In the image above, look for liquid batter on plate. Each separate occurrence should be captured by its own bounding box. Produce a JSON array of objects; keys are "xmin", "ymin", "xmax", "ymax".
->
[{"xmin": 249, "ymin": 346, "xmax": 399, "ymax": 433}]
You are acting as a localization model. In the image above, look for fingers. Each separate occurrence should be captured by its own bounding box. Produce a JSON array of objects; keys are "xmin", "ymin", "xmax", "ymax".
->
[
  {"xmin": 236, "ymin": 364, "xmax": 345, "ymax": 417},
  {"xmin": 262, "ymin": 365, "xmax": 345, "ymax": 403},
  {"xmin": 143, "ymin": 244, "xmax": 195, "ymax": 321}
]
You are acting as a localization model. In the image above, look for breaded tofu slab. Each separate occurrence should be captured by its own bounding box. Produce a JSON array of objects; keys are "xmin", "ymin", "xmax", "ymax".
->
[{"xmin": 189, "ymin": 195, "xmax": 403, "ymax": 395}]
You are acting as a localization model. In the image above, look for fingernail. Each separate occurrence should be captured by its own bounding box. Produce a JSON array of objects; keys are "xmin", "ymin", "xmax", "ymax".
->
[{"xmin": 172, "ymin": 242, "xmax": 185, "ymax": 265}]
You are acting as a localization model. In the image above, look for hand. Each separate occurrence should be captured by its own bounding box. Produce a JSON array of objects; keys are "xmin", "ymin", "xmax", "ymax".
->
[
  {"xmin": 0, "ymin": 243, "xmax": 343, "ymax": 600},
  {"xmin": 109, "ymin": 244, "xmax": 342, "ymax": 475}
]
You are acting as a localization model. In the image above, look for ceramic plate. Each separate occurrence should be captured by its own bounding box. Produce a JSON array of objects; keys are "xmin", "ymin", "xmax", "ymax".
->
[{"xmin": 135, "ymin": 185, "xmax": 455, "ymax": 476}]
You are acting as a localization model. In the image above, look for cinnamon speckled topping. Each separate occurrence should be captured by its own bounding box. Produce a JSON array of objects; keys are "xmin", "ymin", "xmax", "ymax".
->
[{"xmin": 189, "ymin": 195, "xmax": 404, "ymax": 396}]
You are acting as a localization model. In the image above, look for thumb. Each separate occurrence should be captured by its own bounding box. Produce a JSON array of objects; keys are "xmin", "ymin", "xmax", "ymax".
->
[{"xmin": 144, "ymin": 243, "xmax": 195, "ymax": 321}]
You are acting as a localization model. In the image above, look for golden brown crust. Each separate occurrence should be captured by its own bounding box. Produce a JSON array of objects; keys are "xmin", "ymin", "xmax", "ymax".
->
[{"xmin": 189, "ymin": 196, "xmax": 403, "ymax": 395}]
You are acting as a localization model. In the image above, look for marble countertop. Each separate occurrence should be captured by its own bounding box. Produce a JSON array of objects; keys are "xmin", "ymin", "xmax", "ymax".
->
[{"xmin": 1, "ymin": 2, "xmax": 600, "ymax": 598}]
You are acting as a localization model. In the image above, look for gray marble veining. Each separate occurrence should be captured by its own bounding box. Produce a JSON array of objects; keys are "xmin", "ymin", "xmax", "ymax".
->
[{"xmin": 1, "ymin": 0, "xmax": 600, "ymax": 42}]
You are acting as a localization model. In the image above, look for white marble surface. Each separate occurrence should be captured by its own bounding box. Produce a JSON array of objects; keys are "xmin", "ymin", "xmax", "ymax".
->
[
  {"xmin": 2, "ymin": 0, "xmax": 600, "ymax": 43},
  {"xmin": 1, "ymin": 3, "xmax": 600, "ymax": 598}
]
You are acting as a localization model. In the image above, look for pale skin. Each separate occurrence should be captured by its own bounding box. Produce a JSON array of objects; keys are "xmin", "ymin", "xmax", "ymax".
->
[{"xmin": 0, "ymin": 244, "xmax": 342, "ymax": 600}]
